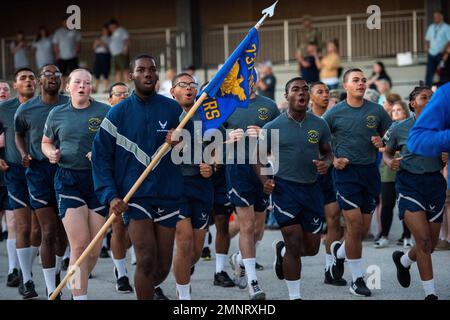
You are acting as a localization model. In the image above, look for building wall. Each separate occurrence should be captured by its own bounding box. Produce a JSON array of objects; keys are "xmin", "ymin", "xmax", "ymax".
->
[
  {"xmin": 0, "ymin": 0, "xmax": 177, "ymax": 37},
  {"xmin": 199, "ymin": 0, "xmax": 425, "ymax": 26}
]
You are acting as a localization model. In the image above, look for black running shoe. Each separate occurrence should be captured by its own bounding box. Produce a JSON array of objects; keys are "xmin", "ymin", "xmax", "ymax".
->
[
  {"xmin": 392, "ymin": 251, "xmax": 411, "ymax": 288},
  {"xmin": 214, "ymin": 271, "xmax": 235, "ymax": 287},
  {"xmin": 99, "ymin": 246, "xmax": 109, "ymax": 258},
  {"xmin": 55, "ymin": 272, "xmax": 61, "ymax": 289},
  {"xmin": 425, "ymin": 294, "xmax": 438, "ymax": 300},
  {"xmin": 201, "ymin": 247, "xmax": 212, "ymax": 261},
  {"xmin": 272, "ymin": 240, "xmax": 284, "ymax": 280},
  {"xmin": 7, "ymin": 268, "xmax": 20, "ymax": 287},
  {"xmin": 255, "ymin": 262, "xmax": 264, "ymax": 271},
  {"xmin": 18, "ymin": 270, "xmax": 24, "ymax": 296},
  {"xmin": 22, "ymin": 280, "xmax": 38, "ymax": 299},
  {"xmin": 62, "ymin": 257, "xmax": 69, "ymax": 271},
  {"xmin": 324, "ymin": 269, "xmax": 347, "ymax": 286},
  {"xmin": 154, "ymin": 287, "xmax": 169, "ymax": 300},
  {"xmin": 330, "ymin": 241, "xmax": 345, "ymax": 280},
  {"xmin": 48, "ymin": 291, "xmax": 62, "ymax": 300},
  {"xmin": 349, "ymin": 277, "xmax": 371, "ymax": 297},
  {"xmin": 116, "ymin": 276, "xmax": 133, "ymax": 293}
]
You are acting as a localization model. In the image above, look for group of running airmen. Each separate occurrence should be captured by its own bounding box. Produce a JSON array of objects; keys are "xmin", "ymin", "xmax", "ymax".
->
[{"xmin": 0, "ymin": 53, "xmax": 448, "ymax": 301}]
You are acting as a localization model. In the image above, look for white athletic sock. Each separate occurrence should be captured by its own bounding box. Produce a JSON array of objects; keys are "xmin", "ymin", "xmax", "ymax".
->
[
  {"xmin": 422, "ymin": 279, "xmax": 436, "ymax": 296},
  {"xmin": 176, "ymin": 283, "xmax": 191, "ymax": 300},
  {"xmin": 112, "ymin": 258, "xmax": 128, "ymax": 278},
  {"xmin": 336, "ymin": 242, "xmax": 346, "ymax": 259},
  {"xmin": 43, "ymin": 267, "xmax": 56, "ymax": 295},
  {"xmin": 237, "ymin": 252, "xmax": 244, "ymax": 267},
  {"xmin": 243, "ymin": 258, "xmax": 257, "ymax": 283},
  {"xmin": 215, "ymin": 254, "xmax": 227, "ymax": 273},
  {"xmin": 17, "ymin": 247, "xmax": 32, "ymax": 282},
  {"xmin": 30, "ymin": 245, "xmax": 39, "ymax": 270},
  {"xmin": 347, "ymin": 259, "xmax": 363, "ymax": 282},
  {"xmin": 129, "ymin": 246, "xmax": 136, "ymax": 264},
  {"xmin": 6, "ymin": 239, "xmax": 18, "ymax": 272},
  {"xmin": 203, "ymin": 232, "xmax": 209, "ymax": 248},
  {"xmin": 285, "ymin": 279, "xmax": 301, "ymax": 300},
  {"xmin": 400, "ymin": 250, "xmax": 415, "ymax": 268},
  {"xmin": 63, "ymin": 246, "xmax": 70, "ymax": 259},
  {"xmin": 325, "ymin": 254, "xmax": 333, "ymax": 270},
  {"xmin": 281, "ymin": 246, "xmax": 286, "ymax": 257},
  {"xmin": 73, "ymin": 295, "xmax": 88, "ymax": 300},
  {"xmin": 55, "ymin": 255, "xmax": 63, "ymax": 274}
]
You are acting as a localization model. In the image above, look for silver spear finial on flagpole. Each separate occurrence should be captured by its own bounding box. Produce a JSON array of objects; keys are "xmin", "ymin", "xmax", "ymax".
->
[{"xmin": 256, "ymin": 1, "xmax": 278, "ymax": 29}]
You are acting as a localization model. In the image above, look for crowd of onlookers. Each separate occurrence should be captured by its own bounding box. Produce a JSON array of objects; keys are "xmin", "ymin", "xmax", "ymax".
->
[{"xmin": 9, "ymin": 16, "xmax": 130, "ymax": 94}]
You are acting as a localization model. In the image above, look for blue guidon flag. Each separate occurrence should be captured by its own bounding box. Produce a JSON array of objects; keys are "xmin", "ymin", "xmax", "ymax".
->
[{"xmin": 198, "ymin": 27, "xmax": 259, "ymax": 132}]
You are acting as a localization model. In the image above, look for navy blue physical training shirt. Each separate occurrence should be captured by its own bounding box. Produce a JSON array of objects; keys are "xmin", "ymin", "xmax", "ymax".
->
[
  {"xmin": 323, "ymin": 99, "xmax": 392, "ymax": 165},
  {"xmin": 0, "ymin": 98, "xmax": 25, "ymax": 164},
  {"xmin": 44, "ymin": 99, "xmax": 110, "ymax": 170},
  {"xmin": 15, "ymin": 95, "xmax": 69, "ymax": 161}
]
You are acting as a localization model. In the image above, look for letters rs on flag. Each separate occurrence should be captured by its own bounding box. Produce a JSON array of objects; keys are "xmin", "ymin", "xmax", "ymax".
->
[{"xmin": 198, "ymin": 27, "xmax": 259, "ymax": 132}]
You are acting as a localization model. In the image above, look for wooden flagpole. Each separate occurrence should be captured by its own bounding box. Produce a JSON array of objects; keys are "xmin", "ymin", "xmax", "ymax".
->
[{"xmin": 50, "ymin": 1, "xmax": 278, "ymax": 300}]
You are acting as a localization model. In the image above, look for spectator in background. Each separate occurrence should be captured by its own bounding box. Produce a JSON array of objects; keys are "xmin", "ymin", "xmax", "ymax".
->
[
  {"xmin": 93, "ymin": 25, "xmax": 111, "ymax": 93},
  {"xmin": 295, "ymin": 15, "xmax": 322, "ymax": 59},
  {"xmin": 108, "ymin": 19, "xmax": 130, "ymax": 83},
  {"xmin": 383, "ymin": 92, "xmax": 402, "ymax": 115},
  {"xmin": 327, "ymin": 89, "xmax": 340, "ymax": 109},
  {"xmin": 256, "ymin": 61, "xmax": 276, "ymax": 100},
  {"xmin": 376, "ymin": 79, "xmax": 391, "ymax": 105},
  {"xmin": 363, "ymin": 88, "xmax": 380, "ymax": 104},
  {"xmin": 375, "ymin": 100, "xmax": 410, "ymax": 249},
  {"xmin": 158, "ymin": 68, "xmax": 176, "ymax": 98},
  {"xmin": 32, "ymin": 26, "xmax": 54, "ymax": 69},
  {"xmin": 438, "ymin": 42, "xmax": 450, "ymax": 85},
  {"xmin": 317, "ymin": 40, "xmax": 341, "ymax": 89},
  {"xmin": 53, "ymin": 16, "xmax": 82, "ymax": 92},
  {"xmin": 297, "ymin": 42, "xmax": 320, "ymax": 84},
  {"xmin": 425, "ymin": 11, "xmax": 450, "ymax": 87},
  {"xmin": 368, "ymin": 61, "xmax": 392, "ymax": 90},
  {"xmin": 10, "ymin": 31, "xmax": 29, "ymax": 70}
]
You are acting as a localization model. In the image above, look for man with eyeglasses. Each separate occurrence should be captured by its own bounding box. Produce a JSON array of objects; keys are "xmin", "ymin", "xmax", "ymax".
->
[
  {"xmin": 0, "ymin": 67, "xmax": 41, "ymax": 299},
  {"xmin": 14, "ymin": 64, "xmax": 68, "ymax": 299},
  {"xmin": 108, "ymin": 82, "xmax": 130, "ymax": 106},
  {"xmin": 169, "ymin": 73, "xmax": 215, "ymax": 300}
]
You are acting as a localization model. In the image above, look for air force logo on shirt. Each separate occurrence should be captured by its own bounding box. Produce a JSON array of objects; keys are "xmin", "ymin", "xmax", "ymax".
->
[{"xmin": 157, "ymin": 120, "xmax": 168, "ymax": 133}]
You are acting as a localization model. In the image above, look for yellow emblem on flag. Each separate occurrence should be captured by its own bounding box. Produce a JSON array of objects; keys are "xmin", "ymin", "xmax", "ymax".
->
[{"xmin": 220, "ymin": 61, "xmax": 247, "ymax": 101}]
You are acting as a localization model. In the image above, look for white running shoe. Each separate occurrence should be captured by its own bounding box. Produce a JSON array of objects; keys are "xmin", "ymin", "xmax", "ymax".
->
[
  {"xmin": 374, "ymin": 238, "xmax": 389, "ymax": 248},
  {"xmin": 248, "ymin": 280, "xmax": 265, "ymax": 300},
  {"xmin": 230, "ymin": 252, "xmax": 247, "ymax": 289}
]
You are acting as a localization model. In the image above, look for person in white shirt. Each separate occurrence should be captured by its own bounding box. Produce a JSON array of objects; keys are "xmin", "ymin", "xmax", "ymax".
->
[
  {"xmin": 10, "ymin": 31, "xmax": 29, "ymax": 70},
  {"xmin": 107, "ymin": 19, "xmax": 130, "ymax": 83},
  {"xmin": 32, "ymin": 26, "xmax": 54, "ymax": 69},
  {"xmin": 93, "ymin": 25, "xmax": 111, "ymax": 93},
  {"xmin": 425, "ymin": 11, "xmax": 450, "ymax": 87},
  {"xmin": 52, "ymin": 16, "xmax": 82, "ymax": 92}
]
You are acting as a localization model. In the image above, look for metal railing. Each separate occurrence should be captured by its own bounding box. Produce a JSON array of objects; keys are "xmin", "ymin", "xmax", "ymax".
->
[{"xmin": 202, "ymin": 9, "xmax": 426, "ymax": 66}]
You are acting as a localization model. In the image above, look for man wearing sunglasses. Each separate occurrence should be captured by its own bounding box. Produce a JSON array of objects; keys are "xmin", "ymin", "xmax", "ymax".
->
[{"xmin": 14, "ymin": 64, "xmax": 69, "ymax": 299}]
